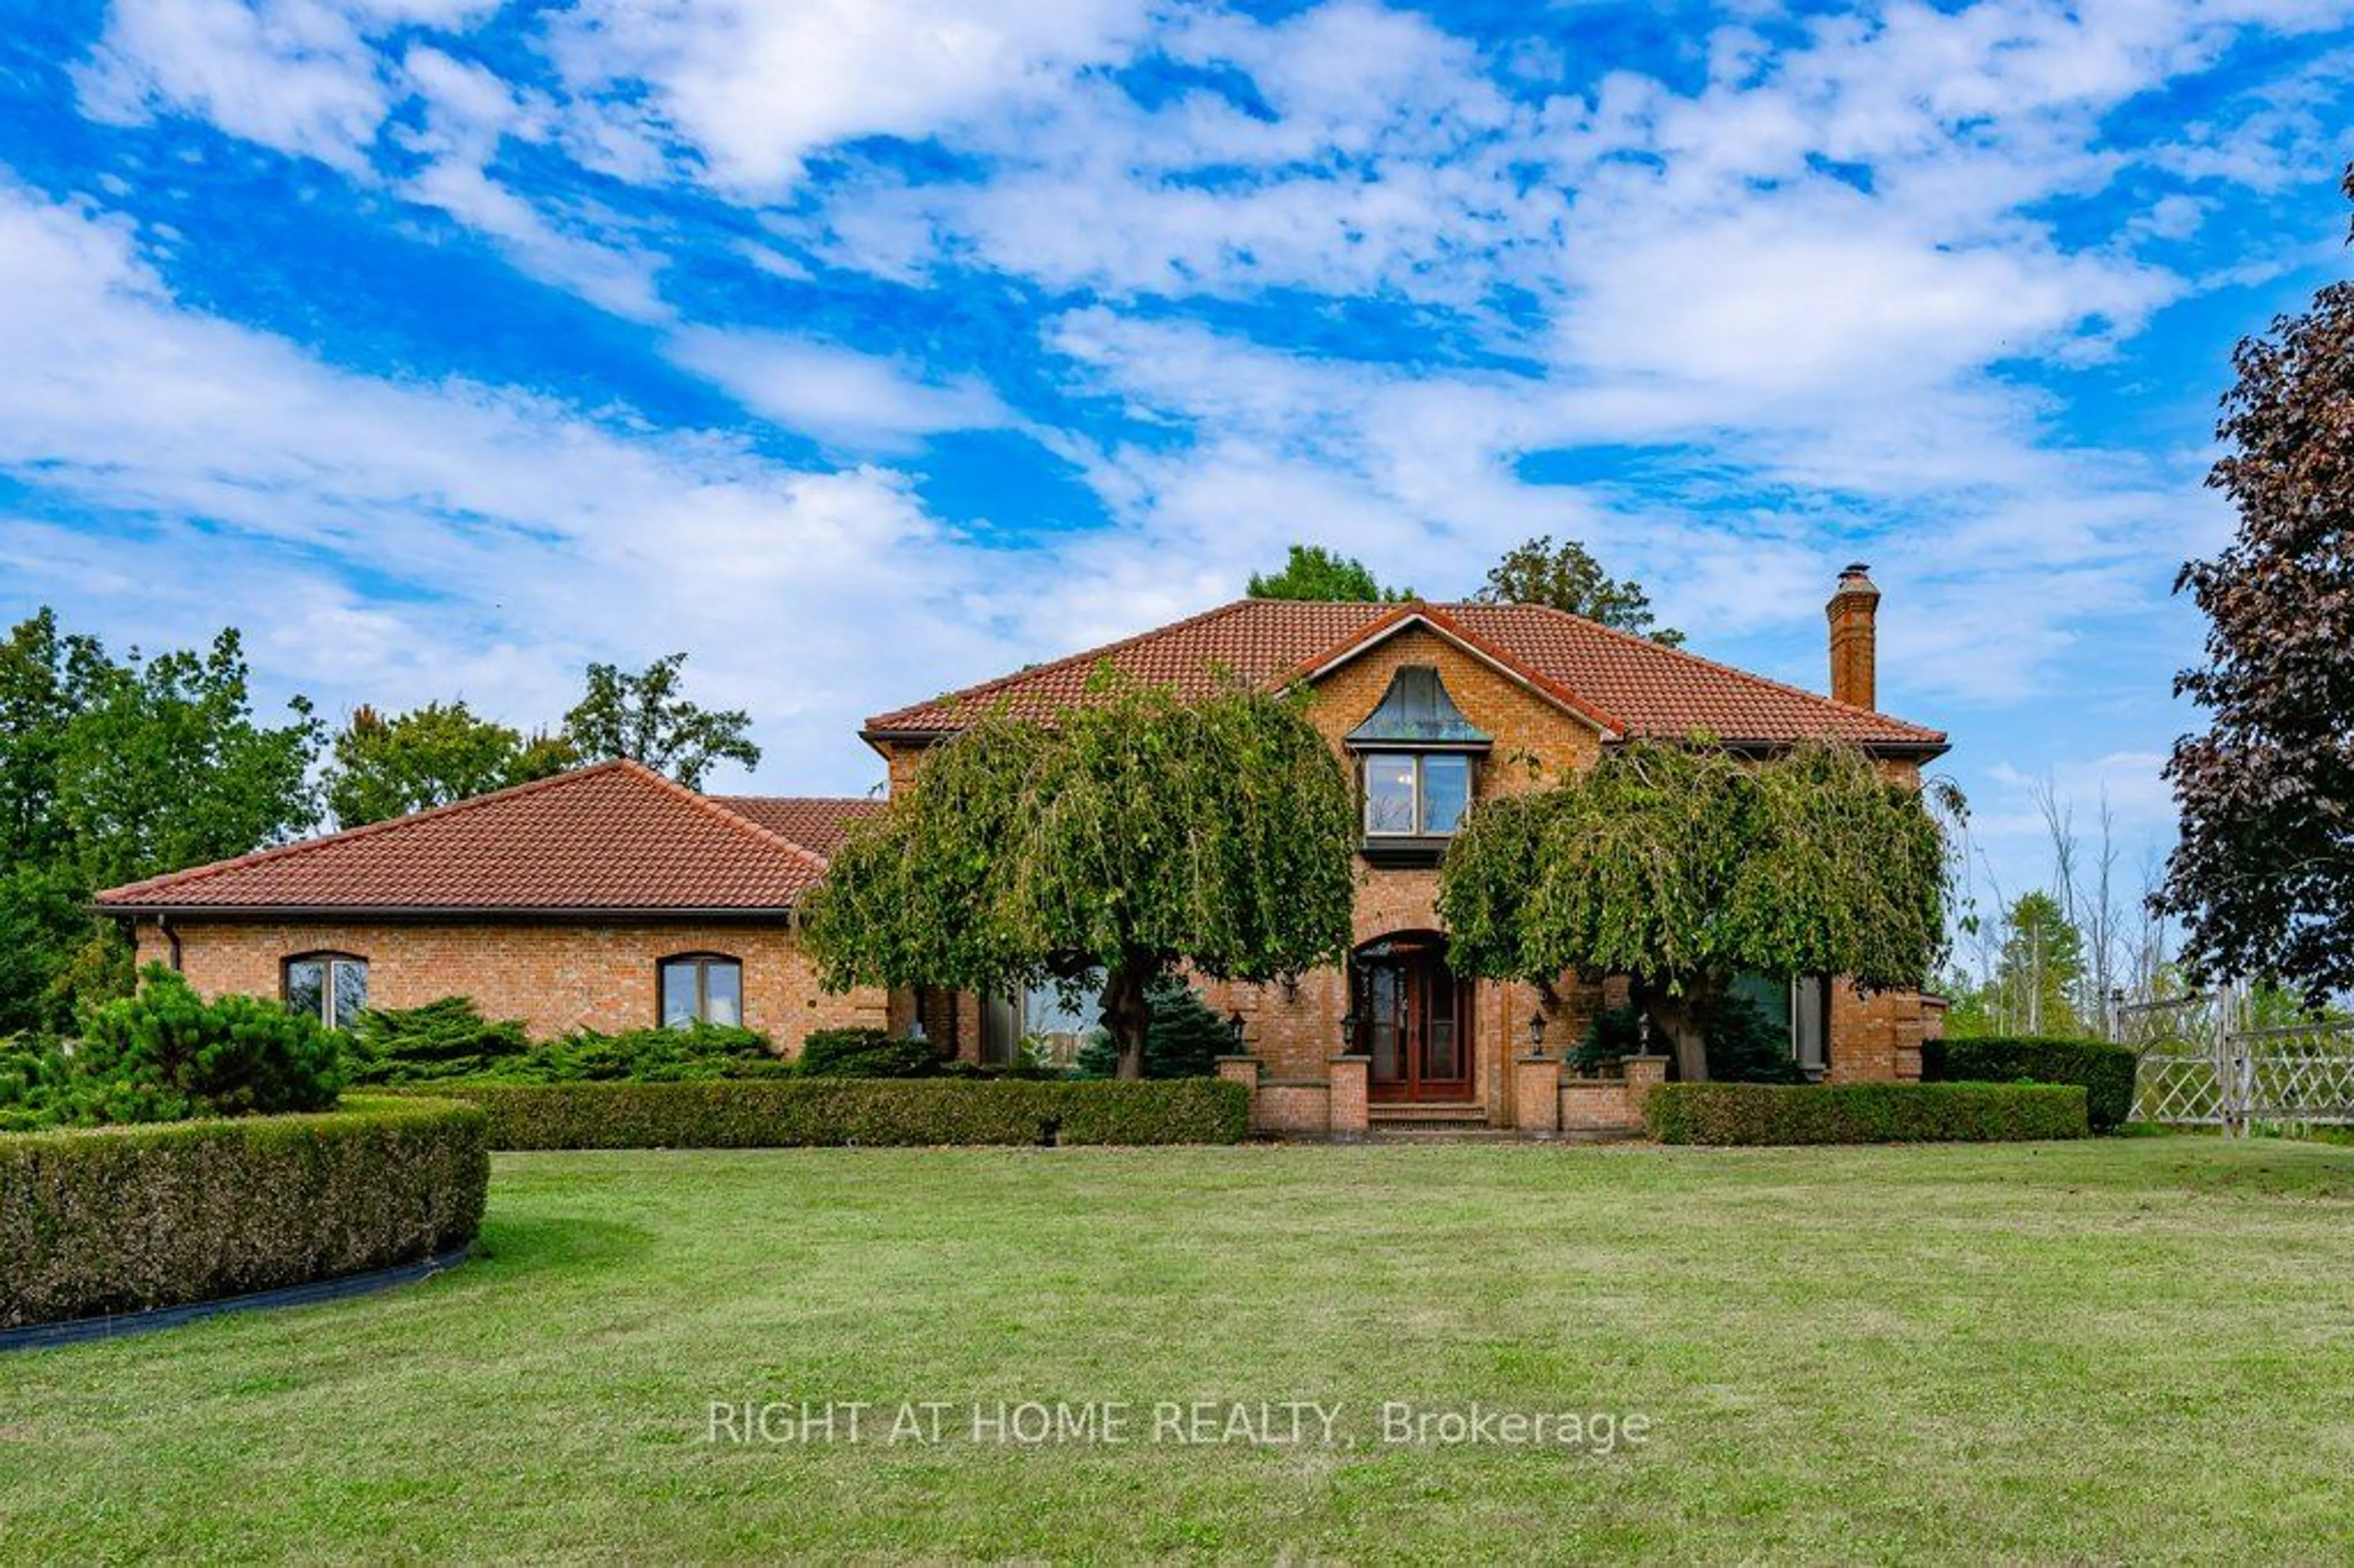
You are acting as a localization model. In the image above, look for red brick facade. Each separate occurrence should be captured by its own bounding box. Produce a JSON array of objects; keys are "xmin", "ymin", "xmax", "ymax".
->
[
  {"xmin": 131, "ymin": 915, "xmax": 888, "ymax": 1053},
  {"xmin": 877, "ymin": 609, "xmax": 1945, "ymax": 1135}
]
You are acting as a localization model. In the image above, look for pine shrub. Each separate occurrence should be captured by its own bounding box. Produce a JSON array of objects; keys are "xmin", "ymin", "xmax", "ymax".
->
[
  {"xmin": 346, "ymin": 997, "xmax": 531, "ymax": 1084},
  {"xmin": 32, "ymin": 966, "xmax": 346, "ymax": 1128},
  {"xmin": 1072, "ymin": 978, "xmax": 1232, "ymax": 1079},
  {"xmin": 796, "ymin": 1027, "xmax": 940, "ymax": 1079}
]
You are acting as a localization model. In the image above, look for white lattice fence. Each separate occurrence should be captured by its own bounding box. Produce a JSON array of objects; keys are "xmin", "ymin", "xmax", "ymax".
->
[
  {"xmin": 2123, "ymin": 997, "xmax": 2354, "ymax": 1133},
  {"xmin": 2135, "ymin": 1049, "xmax": 2231, "ymax": 1127},
  {"xmin": 2123, "ymin": 995, "xmax": 2230, "ymax": 1128},
  {"xmin": 2238, "ymin": 1022, "xmax": 2354, "ymax": 1127}
]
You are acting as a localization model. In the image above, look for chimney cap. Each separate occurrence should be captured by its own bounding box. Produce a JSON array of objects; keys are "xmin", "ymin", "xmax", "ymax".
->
[
  {"xmin": 1840, "ymin": 560, "xmax": 1873, "ymax": 579},
  {"xmin": 1834, "ymin": 561, "xmax": 1879, "ymax": 596}
]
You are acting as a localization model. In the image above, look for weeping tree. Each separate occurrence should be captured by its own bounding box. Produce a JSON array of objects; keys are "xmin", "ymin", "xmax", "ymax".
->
[
  {"xmin": 801, "ymin": 676, "xmax": 1358, "ymax": 1079},
  {"xmin": 1438, "ymin": 738, "xmax": 1956, "ymax": 1080}
]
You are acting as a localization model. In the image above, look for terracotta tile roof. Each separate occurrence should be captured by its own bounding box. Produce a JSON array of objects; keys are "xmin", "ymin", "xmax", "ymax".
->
[
  {"xmin": 710, "ymin": 795, "xmax": 886, "ymax": 859},
  {"xmin": 863, "ymin": 598, "xmax": 1947, "ymax": 752},
  {"xmin": 94, "ymin": 760, "xmax": 830, "ymax": 913}
]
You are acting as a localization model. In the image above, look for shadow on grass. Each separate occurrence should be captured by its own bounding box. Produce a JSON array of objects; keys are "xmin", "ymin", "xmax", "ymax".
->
[{"xmin": 466, "ymin": 1214, "xmax": 660, "ymax": 1277}]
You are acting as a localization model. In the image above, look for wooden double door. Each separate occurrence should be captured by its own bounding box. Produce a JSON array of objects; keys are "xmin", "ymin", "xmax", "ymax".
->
[{"xmin": 1353, "ymin": 934, "xmax": 1471, "ymax": 1102}]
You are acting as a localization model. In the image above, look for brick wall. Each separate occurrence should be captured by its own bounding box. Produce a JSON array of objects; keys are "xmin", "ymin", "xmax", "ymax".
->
[
  {"xmin": 132, "ymin": 916, "xmax": 888, "ymax": 1054},
  {"xmin": 1826, "ymin": 982, "xmax": 1932, "ymax": 1084}
]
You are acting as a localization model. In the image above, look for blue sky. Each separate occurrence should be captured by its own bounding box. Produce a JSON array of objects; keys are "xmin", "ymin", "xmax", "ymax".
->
[{"xmin": 1, "ymin": 0, "xmax": 2350, "ymax": 933}]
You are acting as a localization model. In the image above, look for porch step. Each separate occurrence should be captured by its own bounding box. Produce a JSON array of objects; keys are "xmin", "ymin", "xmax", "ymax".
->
[
  {"xmin": 1365, "ymin": 1124, "xmax": 1646, "ymax": 1145},
  {"xmin": 1369, "ymin": 1102, "xmax": 1487, "ymax": 1123},
  {"xmin": 1368, "ymin": 1125, "xmax": 1521, "ymax": 1143}
]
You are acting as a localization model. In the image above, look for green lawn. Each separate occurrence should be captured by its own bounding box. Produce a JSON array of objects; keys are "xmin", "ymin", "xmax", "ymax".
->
[{"xmin": 6, "ymin": 1139, "xmax": 2354, "ymax": 1562}]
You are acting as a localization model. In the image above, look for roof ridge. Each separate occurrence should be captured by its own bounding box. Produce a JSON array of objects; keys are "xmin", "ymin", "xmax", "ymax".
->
[
  {"xmin": 622, "ymin": 762, "xmax": 832, "ymax": 877},
  {"xmin": 709, "ymin": 793, "xmax": 885, "ymax": 807},
  {"xmin": 863, "ymin": 597, "xmax": 1274, "ymax": 731},
  {"xmin": 94, "ymin": 759, "xmax": 646, "ymax": 903},
  {"xmin": 1446, "ymin": 599, "xmax": 1944, "ymax": 742}
]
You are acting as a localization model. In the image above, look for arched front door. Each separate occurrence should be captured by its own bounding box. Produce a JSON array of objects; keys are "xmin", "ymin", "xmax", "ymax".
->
[{"xmin": 1351, "ymin": 933, "xmax": 1472, "ymax": 1103}]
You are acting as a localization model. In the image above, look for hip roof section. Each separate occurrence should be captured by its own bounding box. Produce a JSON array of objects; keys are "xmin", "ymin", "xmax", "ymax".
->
[
  {"xmin": 863, "ymin": 598, "xmax": 1947, "ymax": 753},
  {"xmin": 94, "ymin": 761, "xmax": 875, "ymax": 915}
]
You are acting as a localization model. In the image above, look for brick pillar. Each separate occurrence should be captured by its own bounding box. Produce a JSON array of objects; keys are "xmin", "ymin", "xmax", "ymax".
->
[
  {"xmin": 1514, "ymin": 1053, "xmax": 1562, "ymax": 1136},
  {"xmin": 1621, "ymin": 1054, "xmax": 1669, "ymax": 1122},
  {"xmin": 1215, "ymin": 1056, "xmax": 1261, "ymax": 1132},
  {"xmin": 1328, "ymin": 1055, "xmax": 1369, "ymax": 1142}
]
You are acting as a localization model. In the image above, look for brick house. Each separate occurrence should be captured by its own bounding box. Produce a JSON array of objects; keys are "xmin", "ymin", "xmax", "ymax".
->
[
  {"xmin": 96, "ymin": 565, "xmax": 1948, "ymax": 1138},
  {"xmin": 94, "ymin": 762, "xmax": 893, "ymax": 1052}
]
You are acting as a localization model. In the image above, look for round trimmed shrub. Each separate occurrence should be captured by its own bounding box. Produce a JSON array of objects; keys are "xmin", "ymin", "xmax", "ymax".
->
[{"xmin": 1, "ymin": 1094, "xmax": 489, "ymax": 1329}]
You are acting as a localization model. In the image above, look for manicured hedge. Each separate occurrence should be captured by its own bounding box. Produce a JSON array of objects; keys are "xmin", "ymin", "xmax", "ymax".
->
[
  {"xmin": 1645, "ymin": 1081, "xmax": 2090, "ymax": 1146},
  {"xmin": 409, "ymin": 1078, "xmax": 1249, "ymax": 1150},
  {"xmin": 1, "ymin": 1095, "xmax": 489, "ymax": 1330},
  {"xmin": 1922, "ymin": 1035, "xmax": 2139, "ymax": 1132}
]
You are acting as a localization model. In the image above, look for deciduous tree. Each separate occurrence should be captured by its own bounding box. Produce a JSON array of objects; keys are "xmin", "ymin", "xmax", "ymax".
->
[
  {"xmin": 51, "ymin": 629, "xmax": 322, "ymax": 892},
  {"xmin": 802, "ymin": 677, "xmax": 1357, "ymax": 1078},
  {"xmin": 563, "ymin": 652, "xmax": 759, "ymax": 790},
  {"xmin": 2156, "ymin": 167, "xmax": 2354, "ymax": 1001},
  {"xmin": 1474, "ymin": 535, "xmax": 1684, "ymax": 645},
  {"xmin": 325, "ymin": 701, "xmax": 575, "ymax": 827},
  {"xmin": 1439, "ymin": 739, "xmax": 1954, "ymax": 1079},
  {"xmin": 1246, "ymin": 544, "xmax": 1411, "ymax": 603},
  {"xmin": 0, "ymin": 611, "xmax": 323, "ymax": 1032}
]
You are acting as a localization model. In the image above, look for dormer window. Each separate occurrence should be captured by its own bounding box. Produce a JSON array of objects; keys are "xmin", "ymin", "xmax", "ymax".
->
[{"xmin": 1346, "ymin": 667, "xmax": 1489, "ymax": 866}]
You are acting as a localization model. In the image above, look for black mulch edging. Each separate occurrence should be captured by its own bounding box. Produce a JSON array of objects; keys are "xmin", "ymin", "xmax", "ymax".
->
[{"xmin": 1, "ymin": 1244, "xmax": 475, "ymax": 1353}]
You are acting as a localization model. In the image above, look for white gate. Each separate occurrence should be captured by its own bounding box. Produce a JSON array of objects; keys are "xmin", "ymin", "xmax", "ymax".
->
[{"xmin": 2121, "ymin": 991, "xmax": 2354, "ymax": 1135}]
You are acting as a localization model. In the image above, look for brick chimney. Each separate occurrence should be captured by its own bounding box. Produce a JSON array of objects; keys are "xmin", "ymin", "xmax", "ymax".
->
[{"xmin": 1826, "ymin": 562, "xmax": 1880, "ymax": 710}]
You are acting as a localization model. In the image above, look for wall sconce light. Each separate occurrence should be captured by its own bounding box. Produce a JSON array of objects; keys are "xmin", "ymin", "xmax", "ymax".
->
[{"xmin": 1227, "ymin": 1010, "xmax": 1247, "ymax": 1052}]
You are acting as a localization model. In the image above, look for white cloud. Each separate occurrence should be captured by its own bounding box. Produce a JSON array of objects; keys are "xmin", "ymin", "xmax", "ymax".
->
[
  {"xmin": 543, "ymin": 0, "xmax": 1151, "ymax": 196},
  {"xmin": 0, "ymin": 178, "xmax": 1037, "ymax": 789},
  {"xmin": 389, "ymin": 44, "xmax": 675, "ymax": 322},
  {"xmin": 32, "ymin": 0, "xmax": 2354, "ymax": 813},
  {"xmin": 667, "ymin": 328, "xmax": 1008, "ymax": 452},
  {"xmin": 779, "ymin": 2, "xmax": 1550, "ymax": 303},
  {"xmin": 75, "ymin": 0, "xmax": 490, "ymax": 171},
  {"xmin": 1976, "ymin": 750, "xmax": 2178, "ymax": 845}
]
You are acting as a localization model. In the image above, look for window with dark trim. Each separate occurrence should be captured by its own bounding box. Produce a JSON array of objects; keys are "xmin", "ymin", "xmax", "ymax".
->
[
  {"xmin": 982, "ymin": 972, "xmax": 1103, "ymax": 1068},
  {"xmin": 1346, "ymin": 668, "xmax": 1490, "ymax": 865},
  {"xmin": 1361, "ymin": 751, "xmax": 1474, "ymax": 837},
  {"xmin": 1729, "ymin": 972, "xmax": 1832, "ymax": 1078},
  {"xmin": 660, "ymin": 954, "xmax": 743, "ymax": 1029},
  {"xmin": 284, "ymin": 952, "xmax": 368, "ymax": 1029}
]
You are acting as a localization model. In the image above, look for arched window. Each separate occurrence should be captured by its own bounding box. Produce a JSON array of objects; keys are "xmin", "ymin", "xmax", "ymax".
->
[
  {"xmin": 284, "ymin": 952, "xmax": 368, "ymax": 1029},
  {"xmin": 660, "ymin": 954, "xmax": 743, "ymax": 1030}
]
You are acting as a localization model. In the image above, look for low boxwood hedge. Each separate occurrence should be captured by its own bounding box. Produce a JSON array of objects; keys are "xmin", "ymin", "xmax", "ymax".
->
[
  {"xmin": 1, "ymin": 1095, "xmax": 489, "ymax": 1330},
  {"xmin": 1921, "ymin": 1035, "xmax": 2139, "ymax": 1132},
  {"xmin": 409, "ymin": 1078, "xmax": 1249, "ymax": 1150},
  {"xmin": 1645, "ymin": 1081, "xmax": 2089, "ymax": 1146}
]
